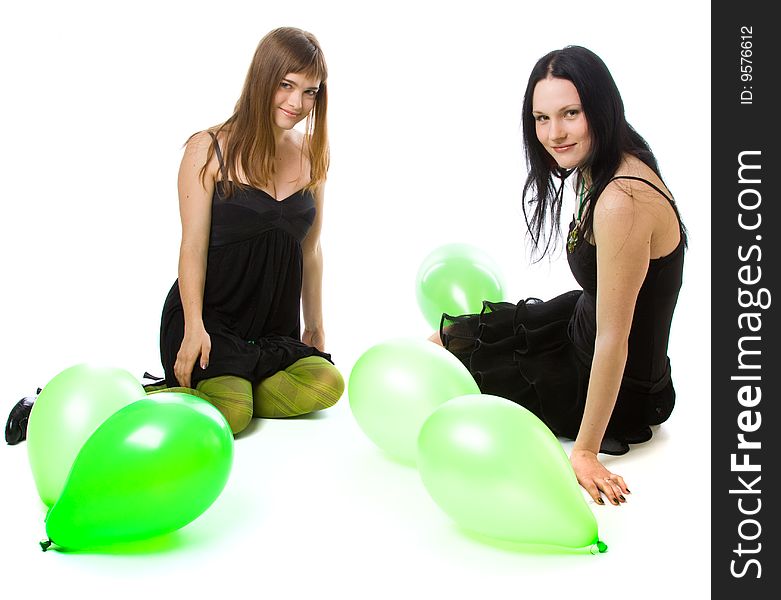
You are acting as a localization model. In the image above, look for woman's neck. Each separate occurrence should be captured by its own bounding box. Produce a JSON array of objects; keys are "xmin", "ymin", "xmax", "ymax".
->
[
  {"xmin": 272, "ymin": 126, "xmax": 292, "ymax": 147},
  {"xmin": 575, "ymin": 168, "xmax": 592, "ymax": 192}
]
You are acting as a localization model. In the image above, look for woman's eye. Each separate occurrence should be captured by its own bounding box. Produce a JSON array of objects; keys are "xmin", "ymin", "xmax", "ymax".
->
[
  {"xmin": 280, "ymin": 82, "xmax": 292, "ymax": 89},
  {"xmin": 565, "ymin": 109, "xmax": 580, "ymax": 117},
  {"xmin": 535, "ymin": 115, "xmax": 548, "ymax": 122},
  {"xmin": 305, "ymin": 90, "xmax": 318, "ymax": 97}
]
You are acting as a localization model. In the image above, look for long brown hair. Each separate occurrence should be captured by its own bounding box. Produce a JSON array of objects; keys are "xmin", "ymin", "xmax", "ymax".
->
[{"xmin": 197, "ymin": 27, "xmax": 329, "ymax": 195}]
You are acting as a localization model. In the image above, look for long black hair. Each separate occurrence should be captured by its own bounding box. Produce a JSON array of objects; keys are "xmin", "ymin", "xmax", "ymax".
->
[{"xmin": 521, "ymin": 45, "xmax": 678, "ymax": 259}]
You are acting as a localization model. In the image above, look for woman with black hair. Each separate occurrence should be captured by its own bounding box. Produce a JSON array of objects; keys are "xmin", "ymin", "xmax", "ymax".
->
[{"xmin": 432, "ymin": 46, "xmax": 685, "ymax": 507}]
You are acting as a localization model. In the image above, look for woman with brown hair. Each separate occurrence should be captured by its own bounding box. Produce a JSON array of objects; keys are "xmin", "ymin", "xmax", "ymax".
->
[
  {"xmin": 144, "ymin": 26, "xmax": 344, "ymax": 434},
  {"xmin": 6, "ymin": 27, "xmax": 343, "ymax": 443}
]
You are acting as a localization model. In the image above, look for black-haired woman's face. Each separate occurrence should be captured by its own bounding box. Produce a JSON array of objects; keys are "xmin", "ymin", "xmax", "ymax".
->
[{"xmin": 531, "ymin": 77, "xmax": 591, "ymax": 170}]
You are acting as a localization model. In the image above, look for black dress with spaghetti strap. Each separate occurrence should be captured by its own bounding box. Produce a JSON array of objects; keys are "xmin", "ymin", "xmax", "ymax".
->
[
  {"xmin": 440, "ymin": 176, "xmax": 685, "ymax": 455},
  {"xmin": 157, "ymin": 133, "xmax": 331, "ymax": 388}
]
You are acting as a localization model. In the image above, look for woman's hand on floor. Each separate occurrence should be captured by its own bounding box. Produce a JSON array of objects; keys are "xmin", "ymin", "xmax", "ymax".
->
[{"xmin": 570, "ymin": 449, "xmax": 630, "ymax": 506}]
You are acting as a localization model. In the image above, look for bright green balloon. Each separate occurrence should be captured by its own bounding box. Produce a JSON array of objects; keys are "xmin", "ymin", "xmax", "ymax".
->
[
  {"xmin": 348, "ymin": 338, "xmax": 480, "ymax": 464},
  {"xmin": 417, "ymin": 394, "xmax": 603, "ymax": 551},
  {"xmin": 43, "ymin": 392, "xmax": 233, "ymax": 551},
  {"xmin": 416, "ymin": 243, "xmax": 504, "ymax": 329},
  {"xmin": 27, "ymin": 363, "xmax": 146, "ymax": 507}
]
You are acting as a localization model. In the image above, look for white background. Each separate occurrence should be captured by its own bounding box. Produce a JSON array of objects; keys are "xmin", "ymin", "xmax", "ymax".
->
[{"xmin": 0, "ymin": 1, "xmax": 711, "ymax": 597}]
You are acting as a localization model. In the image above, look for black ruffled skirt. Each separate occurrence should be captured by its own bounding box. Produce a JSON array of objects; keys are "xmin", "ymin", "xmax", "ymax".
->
[{"xmin": 440, "ymin": 290, "xmax": 675, "ymax": 455}]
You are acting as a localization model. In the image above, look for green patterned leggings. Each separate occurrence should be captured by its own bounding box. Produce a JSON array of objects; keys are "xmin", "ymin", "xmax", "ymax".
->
[{"xmin": 146, "ymin": 356, "xmax": 344, "ymax": 434}]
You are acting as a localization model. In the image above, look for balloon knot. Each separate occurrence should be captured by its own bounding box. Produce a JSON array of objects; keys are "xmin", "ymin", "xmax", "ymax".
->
[
  {"xmin": 40, "ymin": 539, "xmax": 52, "ymax": 552},
  {"xmin": 589, "ymin": 540, "xmax": 608, "ymax": 555}
]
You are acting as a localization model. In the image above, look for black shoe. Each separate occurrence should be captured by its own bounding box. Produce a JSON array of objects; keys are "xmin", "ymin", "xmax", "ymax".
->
[
  {"xmin": 5, "ymin": 389, "xmax": 40, "ymax": 445},
  {"xmin": 142, "ymin": 372, "xmax": 167, "ymax": 393}
]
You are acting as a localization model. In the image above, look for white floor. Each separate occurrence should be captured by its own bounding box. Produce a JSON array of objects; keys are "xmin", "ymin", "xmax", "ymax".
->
[
  {"xmin": 0, "ymin": 1, "xmax": 711, "ymax": 597},
  {"xmin": 1, "ymin": 354, "xmax": 710, "ymax": 599}
]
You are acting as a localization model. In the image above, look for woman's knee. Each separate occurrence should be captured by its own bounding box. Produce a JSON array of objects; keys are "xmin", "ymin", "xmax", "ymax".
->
[
  {"xmin": 289, "ymin": 357, "xmax": 345, "ymax": 408},
  {"xmin": 254, "ymin": 357, "xmax": 344, "ymax": 417},
  {"xmin": 206, "ymin": 405, "xmax": 252, "ymax": 435},
  {"xmin": 196, "ymin": 376, "xmax": 254, "ymax": 434}
]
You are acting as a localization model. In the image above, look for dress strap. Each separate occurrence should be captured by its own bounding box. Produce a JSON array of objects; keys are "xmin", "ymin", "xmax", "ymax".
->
[
  {"xmin": 608, "ymin": 174, "xmax": 686, "ymax": 246},
  {"xmin": 207, "ymin": 130, "xmax": 229, "ymax": 183},
  {"xmin": 607, "ymin": 175, "xmax": 674, "ymax": 206}
]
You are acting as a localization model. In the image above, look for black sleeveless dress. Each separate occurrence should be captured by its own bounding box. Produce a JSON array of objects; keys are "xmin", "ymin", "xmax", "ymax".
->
[
  {"xmin": 440, "ymin": 176, "xmax": 685, "ymax": 455},
  {"xmin": 157, "ymin": 135, "xmax": 332, "ymax": 389}
]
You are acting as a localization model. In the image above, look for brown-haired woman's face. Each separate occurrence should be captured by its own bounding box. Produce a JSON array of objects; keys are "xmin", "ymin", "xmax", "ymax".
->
[
  {"xmin": 272, "ymin": 72, "xmax": 321, "ymax": 132},
  {"xmin": 532, "ymin": 76, "xmax": 591, "ymax": 170}
]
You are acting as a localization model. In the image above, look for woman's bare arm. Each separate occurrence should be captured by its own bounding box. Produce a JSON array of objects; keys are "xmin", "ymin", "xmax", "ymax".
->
[
  {"xmin": 301, "ymin": 183, "xmax": 325, "ymax": 351},
  {"xmin": 570, "ymin": 183, "xmax": 654, "ymax": 505},
  {"xmin": 173, "ymin": 131, "xmax": 217, "ymax": 387}
]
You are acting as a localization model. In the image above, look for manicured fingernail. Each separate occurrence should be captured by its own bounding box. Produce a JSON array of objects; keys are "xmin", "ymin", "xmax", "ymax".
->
[
  {"xmin": 597, "ymin": 498, "xmax": 604, "ymax": 505},
  {"xmin": 619, "ymin": 495, "xmax": 626, "ymax": 502},
  {"xmin": 626, "ymin": 488, "xmax": 631, "ymax": 493}
]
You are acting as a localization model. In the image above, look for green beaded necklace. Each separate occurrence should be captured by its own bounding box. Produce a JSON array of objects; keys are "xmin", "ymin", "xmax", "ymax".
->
[{"xmin": 567, "ymin": 178, "xmax": 589, "ymax": 253}]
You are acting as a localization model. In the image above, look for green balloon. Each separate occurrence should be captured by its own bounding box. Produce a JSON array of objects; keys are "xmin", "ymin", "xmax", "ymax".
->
[
  {"xmin": 416, "ymin": 243, "xmax": 504, "ymax": 329},
  {"xmin": 417, "ymin": 394, "xmax": 603, "ymax": 551},
  {"xmin": 43, "ymin": 392, "xmax": 234, "ymax": 551},
  {"xmin": 348, "ymin": 338, "xmax": 480, "ymax": 465},
  {"xmin": 27, "ymin": 364, "xmax": 146, "ymax": 507}
]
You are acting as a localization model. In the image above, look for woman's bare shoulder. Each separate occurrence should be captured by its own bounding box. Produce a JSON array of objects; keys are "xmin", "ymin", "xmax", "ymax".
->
[
  {"xmin": 600, "ymin": 156, "xmax": 680, "ymax": 256},
  {"xmin": 178, "ymin": 129, "xmax": 222, "ymax": 184},
  {"xmin": 608, "ymin": 156, "xmax": 672, "ymax": 200},
  {"xmin": 182, "ymin": 130, "xmax": 215, "ymax": 156}
]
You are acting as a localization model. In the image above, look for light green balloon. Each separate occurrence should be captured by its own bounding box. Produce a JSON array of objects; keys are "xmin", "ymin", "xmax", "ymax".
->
[
  {"xmin": 43, "ymin": 392, "xmax": 234, "ymax": 551},
  {"xmin": 417, "ymin": 394, "xmax": 603, "ymax": 551},
  {"xmin": 27, "ymin": 364, "xmax": 146, "ymax": 507},
  {"xmin": 416, "ymin": 243, "xmax": 504, "ymax": 329},
  {"xmin": 348, "ymin": 338, "xmax": 480, "ymax": 465}
]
